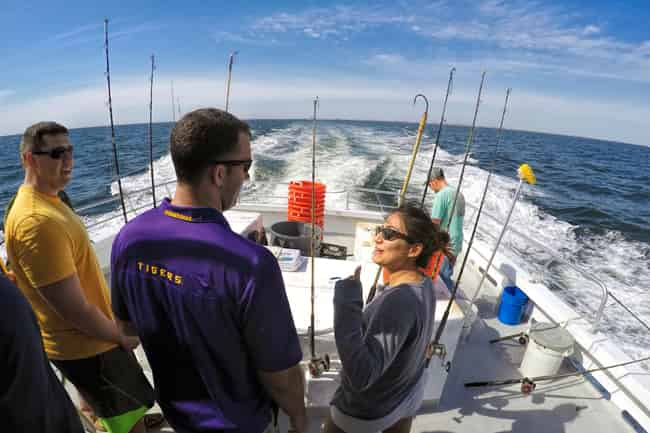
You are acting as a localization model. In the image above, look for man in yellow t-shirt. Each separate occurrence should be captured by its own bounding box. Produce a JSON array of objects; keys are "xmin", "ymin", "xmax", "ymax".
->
[{"xmin": 5, "ymin": 122, "xmax": 158, "ymax": 433}]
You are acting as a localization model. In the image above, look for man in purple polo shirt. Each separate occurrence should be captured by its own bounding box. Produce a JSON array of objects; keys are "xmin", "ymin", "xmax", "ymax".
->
[{"xmin": 110, "ymin": 108, "xmax": 306, "ymax": 433}]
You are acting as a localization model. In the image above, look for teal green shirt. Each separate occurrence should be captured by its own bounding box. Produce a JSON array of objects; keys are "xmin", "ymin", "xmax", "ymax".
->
[{"xmin": 431, "ymin": 185, "xmax": 465, "ymax": 256}]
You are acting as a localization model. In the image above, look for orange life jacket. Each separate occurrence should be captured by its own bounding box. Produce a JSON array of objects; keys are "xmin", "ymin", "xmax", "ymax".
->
[{"xmin": 382, "ymin": 250, "xmax": 445, "ymax": 285}]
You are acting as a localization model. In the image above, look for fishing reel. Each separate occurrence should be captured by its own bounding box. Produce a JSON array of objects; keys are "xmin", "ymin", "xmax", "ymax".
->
[
  {"xmin": 308, "ymin": 354, "xmax": 331, "ymax": 377},
  {"xmin": 428, "ymin": 343, "xmax": 447, "ymax": 360},
  {"xmin": 424, "ymin": 342, "xmax": 447, "ymax": 368},
  {"xmin": 521, "ymin": 377, "xmax": 536, "ymax": 395},
  {"xmin": 489, "ymin": 331, "xmax": 529, "ymax": 346}
]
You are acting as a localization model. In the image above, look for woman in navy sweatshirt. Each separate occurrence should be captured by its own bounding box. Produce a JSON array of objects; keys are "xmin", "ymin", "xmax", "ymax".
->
[{"xmin": 324, "ymin": 203, "xmax": 444, "ymax": 433}]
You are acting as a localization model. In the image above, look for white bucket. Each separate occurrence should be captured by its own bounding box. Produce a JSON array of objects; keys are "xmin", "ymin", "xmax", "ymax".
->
[{"xmin": 520, "ymin": 322, "xmax": 574, "ymax": 378}]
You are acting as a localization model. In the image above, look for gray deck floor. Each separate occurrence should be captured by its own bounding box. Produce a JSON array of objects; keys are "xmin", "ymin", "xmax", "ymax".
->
[
  {"xmin": 69, "ymin": 230, "xmax": 639, "ymax": 433},
  {"xmin": 406, "ymin": 264, "xmax": 638, "ymax": 433}
]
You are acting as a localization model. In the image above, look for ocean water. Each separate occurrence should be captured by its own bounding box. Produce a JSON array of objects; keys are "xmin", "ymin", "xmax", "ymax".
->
[{"xmin": 1, "ymin": 120, "xmax": 648, "ymax": 362}]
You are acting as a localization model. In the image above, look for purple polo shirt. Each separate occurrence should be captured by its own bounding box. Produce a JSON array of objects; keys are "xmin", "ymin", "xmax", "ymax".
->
[{"xmin": 111, "ymin": 198, "xmax": 302, "ymax": 433}]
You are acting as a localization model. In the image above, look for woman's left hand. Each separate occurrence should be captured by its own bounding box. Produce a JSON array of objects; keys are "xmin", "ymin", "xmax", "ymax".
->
[{"xmin": 347, "ymin": 265, "xmax": 361, "ymax": 282}]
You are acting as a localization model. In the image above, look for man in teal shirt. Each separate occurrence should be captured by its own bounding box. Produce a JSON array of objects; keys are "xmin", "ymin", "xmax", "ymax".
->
[{"xmin": 429, "ymin": 167, "xmax": 465, "ymax": 290}]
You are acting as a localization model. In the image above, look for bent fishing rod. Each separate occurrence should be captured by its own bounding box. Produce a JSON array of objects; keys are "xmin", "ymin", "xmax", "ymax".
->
[
  {"xmin": 365, "ymin": 94, "xmax": 429, "ymax": 305},
  {"xmin": 425, "ymin": 72, "xmax": 487, "ymax": 366},
  {"xmin": 148, "ymin": 54, "xmax": 156, "ymax": 208},
  {"xmin": 421, "ymin": 67, "xmax": 455, "ymax": 206},
  {"xmin": 225, "ymin": 51, "xmax": 238, "ymax": 113},
  {"xmin": 104, "ymin": 18, "xmax": 128, "ymax": 224}
]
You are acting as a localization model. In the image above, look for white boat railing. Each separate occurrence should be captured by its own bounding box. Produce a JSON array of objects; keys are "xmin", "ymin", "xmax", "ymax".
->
[{"xmin": 7, "ymin": 177, "xmax": 646, "ymax": 338}]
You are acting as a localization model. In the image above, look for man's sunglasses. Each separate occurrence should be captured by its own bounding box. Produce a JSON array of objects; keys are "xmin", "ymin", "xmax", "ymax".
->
[
  {"xmin": 374, "ymin": 226, "xmax": 414, "ymax": 243},
  {"xmin": 210, "ymin": 159, "xmax": 253, "ymax": 172},
  {"xmin": 32, "ymin": 145, "xmax": 73, "ymax": 160}
]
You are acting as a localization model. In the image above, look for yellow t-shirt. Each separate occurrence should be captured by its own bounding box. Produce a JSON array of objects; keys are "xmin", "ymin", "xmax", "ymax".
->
[
  {"xmin": 5, "ymin": 185, "xmax": 117, "ymax": 360},
  {"xmin": 0, "ymin": 257, "xmax": 8, "ymax": 275}
]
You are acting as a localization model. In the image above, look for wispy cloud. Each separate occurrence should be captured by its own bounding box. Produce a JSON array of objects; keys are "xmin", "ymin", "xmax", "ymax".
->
[
  {"xmin": 237, "ymin": 1, "xmax": 650, "ymax": 83},
  {"xmin": 364, "ymin": 54, "xmax": 407, "ymax": 66},
  {"xmin": 213, "ymin": 31, "xmax": 279, "ymax": 46},
  {"xmin": 110, "ymin": 22, "xmax": 163, "ymax": 41},
  {"xmin": 427, "ymin": 0, "xmax": 647, "ymax": 67},
  {"xmin": 49, "ymin": 23, "xmax": 103, "ymax": 42},
  {"xmin": 251, "ymin": 5, "xmax": 416, "ymax": 40},
  {"xmin": 43, "ymin": 20, "xmax": 162, "ymax": 47}
]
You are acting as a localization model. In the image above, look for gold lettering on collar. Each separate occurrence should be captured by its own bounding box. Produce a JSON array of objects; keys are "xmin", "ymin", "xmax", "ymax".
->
[{"xmin": 164, "ymin": 209, "xmax": 193, "ymax": 222}]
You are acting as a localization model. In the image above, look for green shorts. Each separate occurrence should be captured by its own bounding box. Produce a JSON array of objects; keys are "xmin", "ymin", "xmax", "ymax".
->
[{"xmin": 53, "ymin": 347, "xmax": 155, "ymax": 433}]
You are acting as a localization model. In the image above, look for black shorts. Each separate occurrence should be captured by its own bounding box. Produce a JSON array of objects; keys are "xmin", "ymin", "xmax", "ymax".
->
[{"xmin": 52, "ymin": 347, "xmax": 155, "ymax": 419}]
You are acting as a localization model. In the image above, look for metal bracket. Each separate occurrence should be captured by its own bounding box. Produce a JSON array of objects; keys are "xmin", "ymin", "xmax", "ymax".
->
[
  {"xmin": 428, "ymin": 343, "xmax": 447, "ymax": 362},
  {"xmin": 308, "ymin": 354, "xmax": 331, "ymax": 377}
]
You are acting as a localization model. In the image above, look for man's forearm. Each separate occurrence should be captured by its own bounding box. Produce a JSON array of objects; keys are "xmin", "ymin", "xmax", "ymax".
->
[
  {"xmin": 37, "ymin": 274, "xmax": 123, "ymax": 346},
  {"xmin": 57, "ymin": 302, "xmax": 122, "ymax": 344},
  {"xmin": 260, "ymin": 365, "xmax": 306, "ymax": 420}
]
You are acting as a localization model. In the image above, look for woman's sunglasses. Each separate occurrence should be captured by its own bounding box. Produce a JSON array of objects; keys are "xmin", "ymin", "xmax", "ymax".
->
[
  {"xmin": 32, "ymin": 145, "xmax": 74, "ymax": 160},
  {"xmin": 374, "ymin": 226, "xmax": 414, "ymax": 243}
]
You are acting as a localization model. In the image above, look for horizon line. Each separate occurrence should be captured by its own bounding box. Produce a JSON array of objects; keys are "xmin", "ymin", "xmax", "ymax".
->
[{"xmin": 0, "ymin": 117, "xmax": 646, "ymax": 149}]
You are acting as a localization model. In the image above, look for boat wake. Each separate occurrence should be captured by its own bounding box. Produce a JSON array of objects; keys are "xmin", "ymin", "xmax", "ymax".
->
[{"xmin": 86, "ymin": 120, "xmax": 649, "ymax": 366}]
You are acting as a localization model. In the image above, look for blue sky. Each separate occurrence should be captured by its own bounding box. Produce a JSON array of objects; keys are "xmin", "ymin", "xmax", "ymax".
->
[{"xmin": 1, "ymin": 0, "xmax": 649, "ymax": 145}]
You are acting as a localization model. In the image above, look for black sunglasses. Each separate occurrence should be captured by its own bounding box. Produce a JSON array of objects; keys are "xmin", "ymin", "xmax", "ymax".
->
[
  {"xmin": 375, "ymin": 226, "xmax": 414, "ymax": 243},
  {"xmin": 32, "ymin": 145, "xmax": 73, "ymax": 160},
  {"xmin": 210, "ymin": 159, "xmax": 253, "ymax": 172}
]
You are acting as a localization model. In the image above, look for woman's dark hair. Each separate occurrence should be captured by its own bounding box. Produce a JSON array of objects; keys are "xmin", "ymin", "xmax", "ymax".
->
[{"xmin": 391, "ymin": 202, "xmax": 446, "ymax": 268}]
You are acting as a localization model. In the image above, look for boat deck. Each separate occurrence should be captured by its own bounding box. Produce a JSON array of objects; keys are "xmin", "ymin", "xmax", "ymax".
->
[
  {"xmin": 67, "ymin": 261, "xmax": 636, "ymax": 433},
  {"xmin": 68, "ymin": 212, "xmax": 642, "ymax": 433},
  {"xmin": 414, "ymin": 293, "xmax": 637, "ymax": 433}
]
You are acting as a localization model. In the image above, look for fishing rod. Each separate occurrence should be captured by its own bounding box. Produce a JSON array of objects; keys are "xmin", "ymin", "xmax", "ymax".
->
[
  {"xmin": 450, "ymin": 88, "xmax": 511, "ymax": 322},
  {"xmin": 104, "ymin": 18, "xmax": 128, "ymax": 224},
  {"xmin": 421, "ymin": 67, "xmax": 455, "ymax": 206},
  {"xmin": 310, "ymin": 96, "xmax": 318, "ymax": 361},
  {"xmin": 365, "ymin": 94, "xmax": 429, "ymax": 305},
  {"xmin": 465, "ymin": 354, "xmax": 650, "ymax": 394},
  {"xmin": 444, "ymin": 71, "xmax": 486, "ymax": 234},
  {"xmin": 307, "ymin": 97, "xmax": 330, "ymax": 377},
  {"xmin": 425, "ymin": 72, "xmax": 487, "ymax": 366},
  {"xmin": 225, "ymin": 51, "xmax": 238, "ymax": 113},
  {"xmin": 177, "ymin": 97, "xmax": 182, "ymax": 118},
  {"xmin": 171, "ymin": 81, "xmax": 176, "ymax": 122},
  {"xmin": 468, "ymin": 163, "xmax": 536, "ymax": 305},
  {"xmin": 148, "ymin": 54, "xmax": 156, "ymax": 208},
  {"xmin": 399, "ymin": 94, "xmax": 430, "ymax": 204}
]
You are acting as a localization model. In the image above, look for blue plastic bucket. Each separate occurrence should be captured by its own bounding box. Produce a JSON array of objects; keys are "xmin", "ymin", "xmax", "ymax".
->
[{"xmin": 498, "ymin": 286, "xmax": 529, "ymax": 325}]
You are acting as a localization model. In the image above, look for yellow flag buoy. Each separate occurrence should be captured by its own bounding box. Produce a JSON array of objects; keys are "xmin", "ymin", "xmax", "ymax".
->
[{"xmin": 518, "ymin": 163, "xmax": 536, "ymax": 185}]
